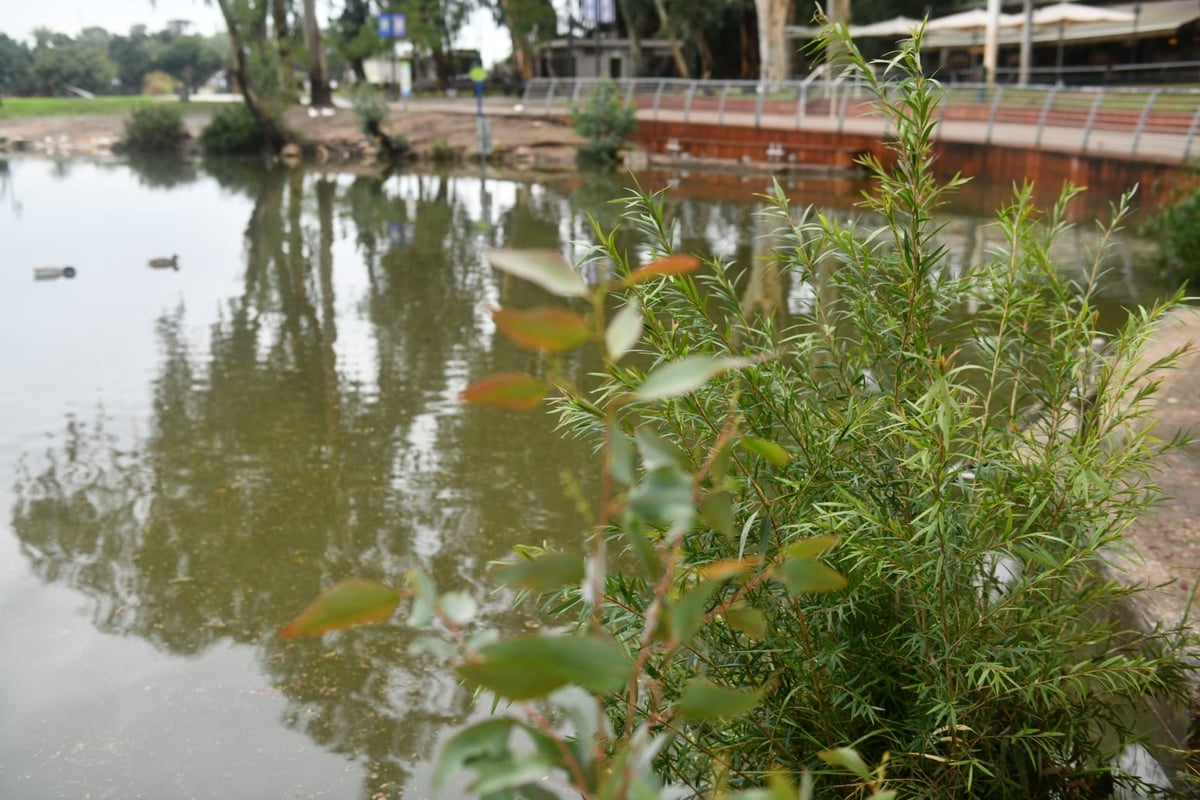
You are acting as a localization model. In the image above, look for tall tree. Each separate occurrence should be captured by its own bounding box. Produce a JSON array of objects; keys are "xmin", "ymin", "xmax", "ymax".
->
[
  {"xmin": 755, "ymin": 0, "xmax": 793, "ymax": 85},
  {"xmin": 650, "ymin": 0, "xmax": 690, "ymax": 78},
  {"xmin": 484, "ymin": 0, "xmax": 556, "ymax": 81},
  {"xmin": 213, "ymin": 0, "xmax": 290, "ymax": 151},
  {"xmin": 302, "ymin": 0, "xmax": 332, "ymax": 105}
]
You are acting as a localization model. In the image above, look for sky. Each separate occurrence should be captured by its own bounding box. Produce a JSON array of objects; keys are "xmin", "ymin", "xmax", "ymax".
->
[{"xmin": 0, "ymin": 0, "xmax": 516, "ymax": 67}]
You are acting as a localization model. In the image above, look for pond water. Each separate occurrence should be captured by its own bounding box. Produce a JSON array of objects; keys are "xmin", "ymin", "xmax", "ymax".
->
[{"xmin": 0, "ymin": 156, "xmax": 1175, "ymax": 799}]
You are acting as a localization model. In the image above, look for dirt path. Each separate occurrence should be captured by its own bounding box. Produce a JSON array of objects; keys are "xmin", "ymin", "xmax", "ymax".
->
[{"xmin": 0, "ymin": 102, "xmax": 583, "ymax": 168}]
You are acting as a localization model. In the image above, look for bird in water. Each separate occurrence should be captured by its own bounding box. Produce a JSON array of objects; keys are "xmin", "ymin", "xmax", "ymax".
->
[
  {"xmin": 33, "ymin": 266, "xmax": 76, "ymax": 280},
  {"xmin": 148, "ymin": 255, "xmax": 179, "ymax": 270}
]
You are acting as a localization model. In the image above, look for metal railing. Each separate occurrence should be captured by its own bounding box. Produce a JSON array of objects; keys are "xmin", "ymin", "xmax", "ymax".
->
[{"xmin": 522, "ymin": 77, "xmax": 1200, "ymax": 163}]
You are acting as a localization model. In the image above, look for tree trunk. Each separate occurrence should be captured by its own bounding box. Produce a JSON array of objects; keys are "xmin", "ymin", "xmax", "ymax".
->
[
  {"xmin": 695, "ymin": 28, "xmax": 715, "ymax": 79},
  {"xmin": 755, "ymin": 0, "xmax": 792, "ymax": 87},
  {"xmin": 616, "ymin": 0, "xmax": 644, "ymax": 76},
  {"xmin": 303, "ymin": 0, "xmax": 332, "ymax": 106},
  {"xmin": 215, "ymin": 0, "xmax": 290, "ymax": 152},
  {"xmin": 271, "ymin": 0, "xmax": 291, "ymax": 93},
  {"xmin": 651, "ymin": 0, "xmax": 690, "ymax": 78}
]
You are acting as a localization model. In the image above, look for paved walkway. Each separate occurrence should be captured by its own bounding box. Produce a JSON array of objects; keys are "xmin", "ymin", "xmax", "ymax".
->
[{"xmin": 409, "ymin": 94, "xmax": 1197, "ymax": 165}]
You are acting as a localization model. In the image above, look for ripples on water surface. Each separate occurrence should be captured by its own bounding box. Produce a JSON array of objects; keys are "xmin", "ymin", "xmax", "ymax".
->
[{"xmin": 0, "ymin": 156, "xmax": 1174, "ymax": 799}]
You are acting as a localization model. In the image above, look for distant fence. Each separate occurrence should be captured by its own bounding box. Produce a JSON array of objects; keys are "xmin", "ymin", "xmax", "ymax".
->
[{"xmin": 522, "ymin": 76, "xmax": 1200, "ymax": 163}]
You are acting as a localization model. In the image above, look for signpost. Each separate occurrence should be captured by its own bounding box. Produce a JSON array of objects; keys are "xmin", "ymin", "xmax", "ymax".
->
[
  {"xmin": 469, "ymin": 66, "xmax": 488, "ymax": 117},
  {"xmin": 378, "ymin": 12, "xmax": 407, "ymax": 101}
]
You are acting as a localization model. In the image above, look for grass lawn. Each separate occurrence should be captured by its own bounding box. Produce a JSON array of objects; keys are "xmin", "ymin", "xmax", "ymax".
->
[{"xmin": 0, "ymin": 96, "xmax": 239, "ymax": 120}]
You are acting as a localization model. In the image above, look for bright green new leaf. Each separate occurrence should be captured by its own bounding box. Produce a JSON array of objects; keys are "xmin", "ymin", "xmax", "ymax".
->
[
  {"xmin": 819, "ymin": 747, "xmax": 872, "ymax": 780},
  {"xmin": 635, "ymin": 427, "xmax": 688, "ymax": 471},
  {"xmin": 279, "ymin": 578, "xmax": 400, "ymax": 638},
  {"xmin": 491, "ymin": 306, "xmax": 590, "ymax": 352},
  {"xmin": 457, "ymin": 634, "xmax": 631, "ymax": 700},
  {"xmin": 629, "ymin": 467, "xmax": 695, "ymax": 528},
  {"xmin": 495, "ymin": 552, "xmax": 585, "ymax": 593},
  {"xmin": 775, "ymin": 557, "xmax": 848, "ymax": 595},
  {"xmin": 634, "ymin": 355, "xmax": 747, "ymax": 402},
  {"xmin": 486, "ymin": 248, "xmax": 589, "ymax": 298},
  {"xmin": 669, "ymin": 580, "xmax": 721, "ymax": 643},
  {"xmin": 739, "ymin": 437, "xmax": 791, "ymax": 467},
  {"xmin": 459, "ymin": 372, "xmax": 549, "ymax": 411},
  {"xmin": 624, "ymin": 254, "xmax": 700, "ymax": 285},
  {"xmin": 677, "ymin": 677, "xmax": 764, "ymax": 721},
  {"xmin": 438, "ymin": 591, "xmax": 478, "ymax": 626},
  {"xmin": 433, "ymin": 718, "xmax": 515, "ymax": 791},
  {"xmin": 605, "ymin": 301, "xmax": 643, "ymax": 362},
  {"xmin": 467, "ymin": 752, "xmax": 560, "ymax": 795},
  {"xmin": 785, "ymin": 536, "xmax": 841, "ymax": 559},
  {"xmin": 700, "ymin": 490, "xmax": 735, "ymax": 538}
]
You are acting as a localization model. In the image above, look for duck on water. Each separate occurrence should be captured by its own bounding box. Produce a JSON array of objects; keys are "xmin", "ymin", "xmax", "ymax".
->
[
  {"xmin": 33, "ymin": 266, "xmax": 75, "ymax": 280},
  {"xmin": 149, "ymin": 255, "xmax": 179, "ymax": 270}
]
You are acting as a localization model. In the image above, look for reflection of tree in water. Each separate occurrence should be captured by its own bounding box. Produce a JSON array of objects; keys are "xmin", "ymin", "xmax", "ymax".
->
[
  {"xmin": 121, "ymin": 155, "xmax": 200, "ymax": 189},
  {"xmin": 10, "ymin": 164, "xmax": 595, "ymax": 797}
]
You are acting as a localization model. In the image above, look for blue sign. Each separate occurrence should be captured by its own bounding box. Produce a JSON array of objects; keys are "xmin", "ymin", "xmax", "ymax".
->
[{"xmin": 377, "ymin": 12, "xmax": 407, "ymax": 38}]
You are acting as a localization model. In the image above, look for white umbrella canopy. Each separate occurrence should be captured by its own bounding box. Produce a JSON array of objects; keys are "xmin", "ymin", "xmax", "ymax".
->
[
  {"xmin": 925, "ymin": 8, "xmax": 1024, "ymax": 31},
  {"xmin": 1030, "ymin": 2, "xmax": 1134, "ymax": 75},
  {"xmin": 851, "ymin": 15, "xmax": 923, "ymax": 38},
  {"xmin": 1031, "ymin": 1, "xmax": 1135, "ymax": 25}
]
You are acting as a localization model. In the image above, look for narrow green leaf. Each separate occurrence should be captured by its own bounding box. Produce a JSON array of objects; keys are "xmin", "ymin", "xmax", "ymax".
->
[
  {"xmin": 622, "ymin": 513, "xmax": 662, "ymax": 579},
  {"xmin": 457, "ymin": 634, "xmax": 631, "ymax": 700},
  {"xmin": 279, "ymin": 578, "xmax": 400, "ymax": 638},
  {"xmin": 492, "ymin": 306, "xmax": 590, "ymax": 352},
  {"xmin": 635, "ymin": 427, "xmax": 688, "ymax": 471},
  {"xmin": 487, "ymin": 248, "xmax": 589, "ymax": 298},
  {"xmin": 669, "ymin": 580, "xmax": 721, "ymax": 644},
  {"xmin": 677, "ymin": 677, "xmax": 764, "ymax": 721},
  {"xmin": 433, "ymin": 718, "xmax": 514, "ymax": 791},
  {"xmin": 605, "ymin": 301, "xmax": 643, "ymax": 362},
  {"xmin": 725, "ymin": 606, "xmax": 768, "ymax": 639},
  {"xmin": 406, "ymin": 569, "xmax": 437, "ymax": 626},
  {"xmin": 459, "ymin": 372, "xmax": 549, "ymax": 411},
  {"xmin": 635, "ymin": 355, "xmax": 747, "ymax": 402},
  {"xmin": 700, "ymin": 490, "xmax": 735, "ymax": 538},
  {"xmin": 819, "ymin": 748, "xmax": 871, "ymax": 780},
  {"xmin": 495, "ymin": 552, "xmax": 585, "ymax": 593},
  {"xmin": 609, "ymin": 423, "xmax": 635, "ymax": 486},
  {"xmin": 624, "ymin": 254, "xmax": 700, "ymax": 285},
  {"xmin": 775, "ymin": 557, "xmax": 848, "ymax": 595},
  {"xmin": 740, "ymin": 437, "xmax": 791, "ymax": 467}
]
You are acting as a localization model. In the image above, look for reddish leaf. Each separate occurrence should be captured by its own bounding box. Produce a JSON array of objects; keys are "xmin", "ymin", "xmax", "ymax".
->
[
  {"xmin": 280, "ymin": 579, "xmax": 400, "ymax": 639},
  {"xmin": 625, "ymin": 254, "xmax": 700, "ymax": 285},
  {"xmin": 459, "ymin": 372, "xmax": 549, "ymax": 411},
  {"xmin": 491, "ymin": 306, "xmax": 590, "ymax": 352}
]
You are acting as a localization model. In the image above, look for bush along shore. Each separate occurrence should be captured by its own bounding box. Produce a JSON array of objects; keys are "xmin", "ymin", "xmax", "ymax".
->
[
  {"xmin": 0, "ymin": 97, "xmax": 588, "ymax": 170},
  {"xmin": 279, "ymin": 23, "xmax": 1198, "ymax": 800}
]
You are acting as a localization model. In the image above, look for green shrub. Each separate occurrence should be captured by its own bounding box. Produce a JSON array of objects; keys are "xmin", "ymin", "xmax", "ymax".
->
[
  {"xmin": 200, "ymin": 104, "xmax": 269, "ymax": 155},
  {"xmin": 1142, "ymin": 186, "xmax": 1200, "ymax": 286},
  {"xmin": 571, "ymin": 78, "xmax": 637, "ymax": 164},
  {"xmin": 350, "ymin": 83, "xmax": 410, "ymax": 160},
  {"xmin": 120, "ymin": 104, "xmax": 187, "ymax": 154},
  {"xmin": 282, "ymin": 25, "xmax": 1196, "ymax": 800}
]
